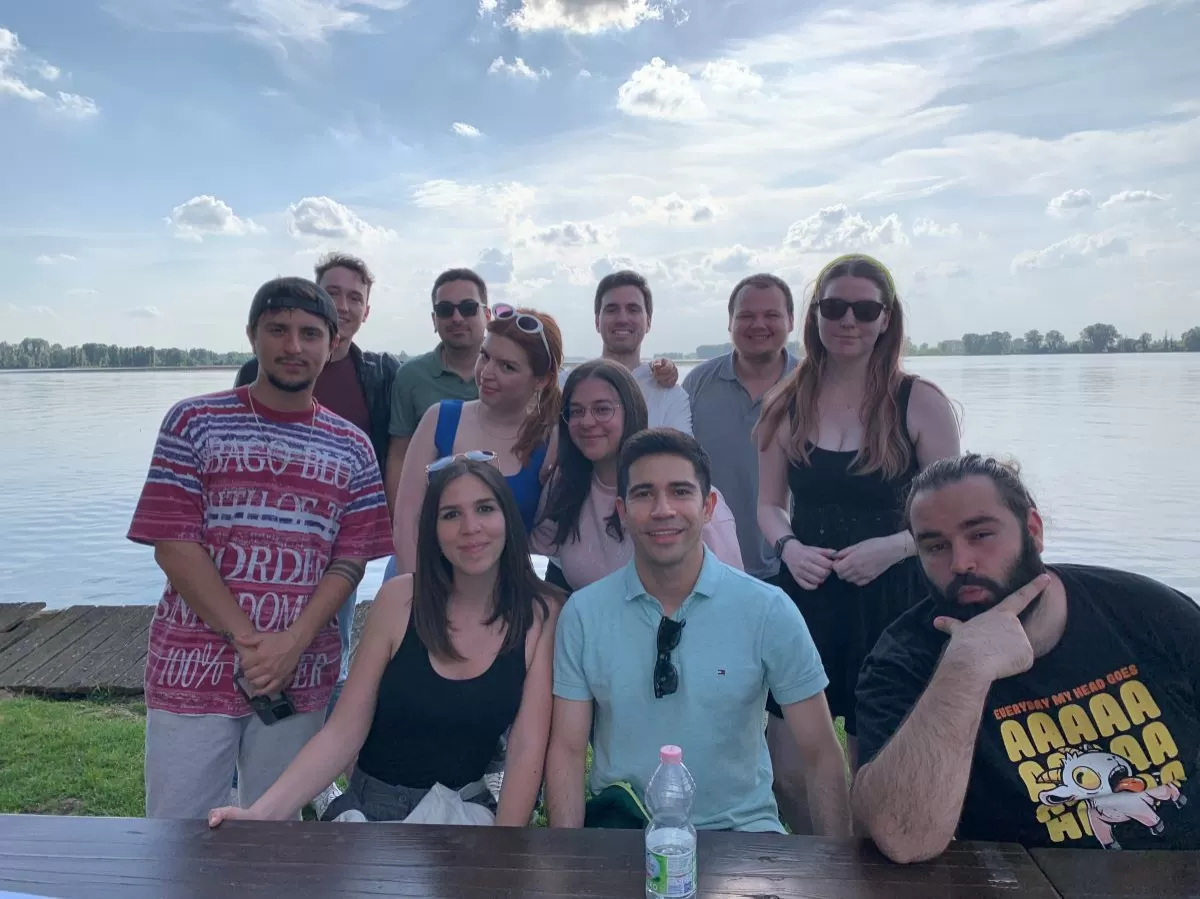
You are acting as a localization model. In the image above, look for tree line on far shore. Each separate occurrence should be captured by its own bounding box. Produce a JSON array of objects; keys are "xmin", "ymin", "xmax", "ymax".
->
[{"xmin": 3, "ymin": 323, "xmax": 1200, "ymax": 370}]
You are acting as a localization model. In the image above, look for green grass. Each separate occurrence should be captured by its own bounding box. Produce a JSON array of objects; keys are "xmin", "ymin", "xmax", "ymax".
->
[
  {"xmin": 0, "ymin": 694, "xmax": 147, "ymax": 817},
  {"xmin": 1, "ymin": 696, "xmax": 846, "ymax": 821}
]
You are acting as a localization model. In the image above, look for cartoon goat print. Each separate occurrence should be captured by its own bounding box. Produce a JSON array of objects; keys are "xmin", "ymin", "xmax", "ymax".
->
[{"xmin": 1037, "ymin": 746, "xmax": 1188, "ymax": 849}]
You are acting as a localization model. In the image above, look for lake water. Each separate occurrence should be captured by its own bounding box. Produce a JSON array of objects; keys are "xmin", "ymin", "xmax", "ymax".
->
[{"xmin": 0, "ymin": 354, "xmax": 1197, "ymax": 610}]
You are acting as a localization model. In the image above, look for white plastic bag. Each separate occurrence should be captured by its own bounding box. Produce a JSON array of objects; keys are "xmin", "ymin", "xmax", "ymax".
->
[{"xmin": 402, "ymin": 782, "xmax": 495, "ymax": 826}]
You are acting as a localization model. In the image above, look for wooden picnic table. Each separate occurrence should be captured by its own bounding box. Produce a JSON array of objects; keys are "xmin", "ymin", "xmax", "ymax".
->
[
  {"xmin": 0, "ymin": 814, "xmax": 1060, "ymax": 898},
  {"xmin": 1030, "ymin": 847, "xmax": 1200, "ymax": 898}
]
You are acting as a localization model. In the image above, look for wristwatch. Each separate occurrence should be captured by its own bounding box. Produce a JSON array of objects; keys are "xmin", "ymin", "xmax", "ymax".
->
[{"xmin": 774, "ymin": 534, "xmax": 799, "ymax": 558}]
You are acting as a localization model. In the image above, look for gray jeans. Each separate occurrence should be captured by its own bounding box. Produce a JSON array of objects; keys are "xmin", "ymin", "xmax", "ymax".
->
[
  {"xmin": 145, "ymin": 707, "xmax": 324, "ymax": 819},
  {"xmin": 322, "ymin": 767, "xmax": 495, "ymax": 822}
]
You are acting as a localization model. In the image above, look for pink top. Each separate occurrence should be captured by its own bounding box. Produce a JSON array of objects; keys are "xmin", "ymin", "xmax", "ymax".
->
[
  {"xmin": 127, "ymin": 387, "xmax": 394, "ymax": 717},
  {"xmin": 531, "ymin": 474, "xmax": 745, "ymax": 591}
]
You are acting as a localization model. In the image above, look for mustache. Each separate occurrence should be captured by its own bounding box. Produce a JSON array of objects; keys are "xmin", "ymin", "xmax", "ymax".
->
[{"xmin": 946, "ymin": 572, "xmax": 1009, "ymax": 599}]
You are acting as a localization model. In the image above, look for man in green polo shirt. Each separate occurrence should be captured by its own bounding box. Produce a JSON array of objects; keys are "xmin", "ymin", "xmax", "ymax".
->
[
  {"xmin": 383, "ymin": 267, "xmax": 488, "ymax": 510},
  {"xmin": 545, "ymin": 428, "xmax": 852, "ymax": 835}
]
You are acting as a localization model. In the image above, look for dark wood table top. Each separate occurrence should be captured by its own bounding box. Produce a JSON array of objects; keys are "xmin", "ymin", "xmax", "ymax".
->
[
  {"xmin": 0, "ymin": 814, "xmax": 1058, "ymax": 899},
  {"xmin": 1030, "ymin": 847, "xmax": 1200, "ymax": 899}
]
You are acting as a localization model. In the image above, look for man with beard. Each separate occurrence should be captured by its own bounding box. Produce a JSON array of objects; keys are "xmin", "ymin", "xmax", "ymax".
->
[
  {"xmin": 130, "ymin": 277, "xmax": 394, "ymax": 818},
  {"xmin": 853, "ymin": 454, "xmax": 1199, "ymax": 860}
]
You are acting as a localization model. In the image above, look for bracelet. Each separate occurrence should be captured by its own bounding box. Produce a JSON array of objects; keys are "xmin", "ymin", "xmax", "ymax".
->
[{"xmin": 774, "ymin": 534, "xmax": 799, "ymax": 558}]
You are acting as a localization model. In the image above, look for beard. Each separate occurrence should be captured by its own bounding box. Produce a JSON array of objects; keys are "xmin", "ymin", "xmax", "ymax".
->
[
  {"xmin": 265, "ymin": 371, "xmax": 313, "ymax": 393},
  {"xmin": 929, "ymin": 529, "xmax": 1047, "ymax": 623}
]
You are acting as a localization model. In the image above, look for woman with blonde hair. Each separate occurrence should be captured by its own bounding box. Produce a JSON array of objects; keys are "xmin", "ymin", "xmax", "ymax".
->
[
  {"xmin": 392, "ymin": 304, "xmax": 564, "ymax": 575},
  {"xmin": 756, "ymin": 254, "xmax": 960, "ymax": 821}
]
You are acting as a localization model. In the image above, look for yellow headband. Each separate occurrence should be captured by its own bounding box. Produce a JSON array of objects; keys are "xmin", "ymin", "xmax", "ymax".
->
[{"xmin": 813, "ymin": 253, "xmax": 897, "ymax": 302}]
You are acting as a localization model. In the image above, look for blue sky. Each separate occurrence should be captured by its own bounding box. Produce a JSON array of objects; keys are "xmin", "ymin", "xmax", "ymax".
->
[{"xmin": 2, "ymin": 0, "xmax": 1197, "ymax": 356}]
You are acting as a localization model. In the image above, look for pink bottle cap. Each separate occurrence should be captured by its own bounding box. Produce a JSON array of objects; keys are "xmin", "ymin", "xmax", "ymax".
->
[{"xmin": 660, "ymin": 745, "xmax": 683, "ymax": 764}]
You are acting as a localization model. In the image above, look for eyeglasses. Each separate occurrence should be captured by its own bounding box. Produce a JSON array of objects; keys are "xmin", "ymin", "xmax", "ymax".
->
[
  {"xmin": 493, "ymin": 303, "xmax": 552, "ymax": 364},
  {"xmin": 653, "ymin": 617, "xmax": 684, "ymax": 699},
  {"xmin": 426, "ymin": 450, "xmax": 498, "ymax": 478},
  {"xmin": 817, "ymin": 297, "xmax": 886, "ymax": 323},
  {"xmin": 563, "ymin": 402, "xmax": 621, "ymax": 423},
  {"xmin": 434, "ymin": 299, "xmax": 482, "ymax": 319}
]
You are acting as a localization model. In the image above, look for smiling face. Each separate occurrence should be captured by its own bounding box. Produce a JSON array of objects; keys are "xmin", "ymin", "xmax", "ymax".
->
[
  {"xmin": 319, "ymin": 265, "xmax": 369, "ymax": 344},
  {"xmin": 910, "ymin": 475, "xmax": 1047, "ymax": 617},
  {"xmin": 815, "ymin": 275, "xmax": 890, "ymax": 361},
  {"xmin": 617, "ymin": 452, "xmax": 716, "ymax": 570},
  {"xmin": 729, "ymin": 282, "xmax": 793, "ymax": 363},
  {"xmin": 475, "ymin": 332, "xmax": 543, "ymax": 411},
  {"xmin": 565, "ymin": 376, "xmax": 625, "ymax": 464},
  {"xmin": 435, "ymin": 472, "xmax": 507, "ymax": 576},
  {"xmin": 596, "ymin": 284, "xmax": 649, "ymax": 357},
  {"xmin": 247, "ymin": 308, "xmax": 332, "ymax": 393}
]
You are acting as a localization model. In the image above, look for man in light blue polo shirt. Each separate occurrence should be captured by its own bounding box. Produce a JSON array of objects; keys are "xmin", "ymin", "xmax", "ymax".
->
[{"xmin": 545, "ymin": 428, "xmax": 851, "ymax": 835}]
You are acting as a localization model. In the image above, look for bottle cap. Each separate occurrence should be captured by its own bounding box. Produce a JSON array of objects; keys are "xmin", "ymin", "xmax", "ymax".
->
[{"xmin": 660, "ymin": 744, "xmax": 682, "ymax": 764}]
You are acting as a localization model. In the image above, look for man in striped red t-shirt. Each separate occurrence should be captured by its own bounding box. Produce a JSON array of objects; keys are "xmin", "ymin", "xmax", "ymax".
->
[{"xmin": 128, "ymin": 276, "xmax": 394, "ymax": 819}]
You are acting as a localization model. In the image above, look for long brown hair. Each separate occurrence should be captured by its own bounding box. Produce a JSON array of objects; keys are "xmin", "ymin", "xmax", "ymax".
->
[
  {"xmin": 487, "ymin": 307, "xmax": 564, "ymax": 466},
  {"xmin": 757, "ymin": 253, "xmax": 912, "ymax": 479},
  {"xmin": 411, "ymin": 459, "xmax": 548, "ymax": 662}
]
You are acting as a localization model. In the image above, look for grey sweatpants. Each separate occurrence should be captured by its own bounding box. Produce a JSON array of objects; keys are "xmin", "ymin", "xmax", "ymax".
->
[{"xmin": 145, "ymin": 707, "xmax": 324, "ymax": 819}]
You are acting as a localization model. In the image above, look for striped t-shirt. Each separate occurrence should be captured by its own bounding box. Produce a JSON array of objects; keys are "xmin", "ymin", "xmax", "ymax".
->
[{"xmin": 127, "ymin": 385, "xmax": 394, "ymax": 716}]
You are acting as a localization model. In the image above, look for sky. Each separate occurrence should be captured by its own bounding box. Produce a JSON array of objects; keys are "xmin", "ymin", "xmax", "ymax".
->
[{"xmin": 1, "ymin": 0, "xmax": 1197, "ymax": 357}]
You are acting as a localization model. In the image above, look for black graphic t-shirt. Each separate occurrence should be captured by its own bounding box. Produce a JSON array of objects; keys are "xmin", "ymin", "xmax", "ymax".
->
[{"xmin": 856, "ymin": 564, "xmax": 1199, "ymax": 850}]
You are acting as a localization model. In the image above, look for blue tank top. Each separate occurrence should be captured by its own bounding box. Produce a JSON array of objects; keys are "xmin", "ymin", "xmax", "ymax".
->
[{"xmin": 433, "ymin": 399, "xmax": 547, "ymax": 533}]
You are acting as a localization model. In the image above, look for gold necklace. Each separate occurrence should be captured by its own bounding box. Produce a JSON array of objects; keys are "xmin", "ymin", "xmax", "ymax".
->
[{"xmin": 246, "ymin": 389, "xmax": 318, "ymax": 476}]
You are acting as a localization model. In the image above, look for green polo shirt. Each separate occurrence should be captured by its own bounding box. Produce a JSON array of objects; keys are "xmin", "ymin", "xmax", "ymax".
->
[
  {"xmin": 388, "ymin": 345, "xmax": 478, "ymax": 438},
  {"xmin": 553, "ymin": 547, "xmax": 829, "ymax": 832}
]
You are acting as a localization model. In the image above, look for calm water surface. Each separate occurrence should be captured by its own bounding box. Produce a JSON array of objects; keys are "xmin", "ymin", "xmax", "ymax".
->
[{"xmin": 0, "ymin": 354, "xmax": 1197, "ymax": 610}]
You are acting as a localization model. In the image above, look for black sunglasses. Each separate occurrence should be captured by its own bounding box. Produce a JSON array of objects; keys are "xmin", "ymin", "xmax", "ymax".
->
[
  {"xmin": 434, "ymin": 299, "xmax": 482, "ymax": 319},
  {"xmin": 817, "ymin": 297, "xmax": 886, "ymax": 323},
  {"xmin": 654, "ymin": 617, "xmax": 684, "ymax": 699}
]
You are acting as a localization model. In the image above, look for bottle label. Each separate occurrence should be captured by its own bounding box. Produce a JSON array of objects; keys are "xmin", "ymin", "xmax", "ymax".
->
[{"xmin": 645, "ymin": 845, "xmax": 696, "ymax": 897}]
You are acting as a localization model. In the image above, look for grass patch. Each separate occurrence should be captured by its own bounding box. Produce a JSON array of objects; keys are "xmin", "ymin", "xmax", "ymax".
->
[{"xmin": 0, "ymin": 695, "xmax": 146, "ymax": 817}]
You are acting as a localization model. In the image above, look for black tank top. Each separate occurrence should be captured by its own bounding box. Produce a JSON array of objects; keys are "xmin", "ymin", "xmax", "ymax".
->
[
  {"xmin": 356, "ymin": 614, "xmax": 527, "ymax": 790},
  {"xmin": 787, "ymin": 376, "xmax": 920, "ymax": 551}
]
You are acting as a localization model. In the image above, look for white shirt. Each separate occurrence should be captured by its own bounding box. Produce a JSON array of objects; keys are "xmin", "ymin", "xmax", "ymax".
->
[{"xmin": 559, "ymin": 360, "xmax": 693, "ymax": 434}]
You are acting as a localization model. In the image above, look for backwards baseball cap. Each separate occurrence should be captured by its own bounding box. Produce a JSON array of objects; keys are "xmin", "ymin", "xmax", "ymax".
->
[{"xmin": 248, "ymin": 276, "xmax": 339, "ymax": 337}]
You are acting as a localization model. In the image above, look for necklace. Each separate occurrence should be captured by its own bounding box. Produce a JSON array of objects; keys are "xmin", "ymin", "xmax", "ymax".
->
[{"xmin": 247, "ymin": 389, "xmax": 318, "ymax": 476}]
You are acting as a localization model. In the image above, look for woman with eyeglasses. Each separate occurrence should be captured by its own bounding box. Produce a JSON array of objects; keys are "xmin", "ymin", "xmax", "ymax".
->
[
  {"xmin": 531, "ymin": 359, "xmax": 743, "ymax": 593},
  {"xmin": 754, "ymin": 254, "xmax": 961, "ymax": 799},
  {"xmin": 391, "ymin": 304, "xmax": 564, "ymax": 576},
  {"xmin": 207, "ymin": 458, "xmax": 557, "ymax": 827}
]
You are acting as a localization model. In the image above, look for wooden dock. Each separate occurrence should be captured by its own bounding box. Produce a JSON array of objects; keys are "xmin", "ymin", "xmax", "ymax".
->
[{"xmin": 0, "ymin": 602, "xmax": 373, "ymax": 697}]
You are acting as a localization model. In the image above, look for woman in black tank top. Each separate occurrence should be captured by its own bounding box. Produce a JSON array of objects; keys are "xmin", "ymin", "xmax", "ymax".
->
[
  {"xmin": 207, "ymin": 458, "xmax": 559, "ymax": 827},
  {"xmin": 755, "ymin": 254, "xmax": 960, "ymax": 824}
]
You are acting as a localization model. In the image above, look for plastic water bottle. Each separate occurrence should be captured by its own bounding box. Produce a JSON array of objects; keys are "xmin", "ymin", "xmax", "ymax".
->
[{"xmin": 644, "ymin": 744, "xmax": 697, "ymax": 899}]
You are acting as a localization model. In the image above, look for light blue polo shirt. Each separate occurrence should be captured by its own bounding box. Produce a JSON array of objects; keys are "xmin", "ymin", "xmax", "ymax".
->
[{"xmin": 553, "ymin": 547, "xmax": 828, "ymax": 832}]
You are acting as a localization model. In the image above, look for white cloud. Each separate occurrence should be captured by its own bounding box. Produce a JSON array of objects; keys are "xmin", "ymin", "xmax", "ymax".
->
[
  {"xmin": 474, "ymin": 248, "xmax": 514, "ymax": 284},
  {"xmin": 488, "ymin": 56, "xmax": 549, "ymax": 80},
  {"xmin": 783, "ymin": 205, "xmax": 908, "ymax": 253},
  {"xmin": 223, "ymin": 0, "xmax": 411, "ymax": 46},
  {"xmin": 914, "ymin": 261, "xmax": 970, "ymax": 281},
  {"xmin": 628, "ymin": 193, "xmax": 720, "ymax": 223},
  {"xmin": 166, "ymin": 195, "xmax": 264, "ymax": 242},
  {"xmin": 699, "ymin": 59, "xmax": 762, "ymax": 93},
  {"xmin": 10, "ymin": 304, "xmax": 60, "ymax": 317},
  {"xmin": 478, "ymin": 0, "xmax": 499, "ymax": 13},
  {"xmin": 705, "ymin": 245, "xmax": 758, "ymax": 274},
  {"xmin": 578, "ymin": 68, "xmax": 592, "ymax": 79},
  {"xmin": 452, "ymin": 121, "xmax": 483, "ymax": 138},
  {"xmin": 286, "ymin": 196, "xmax": 396, "ymax": 243},
  {"xmin": 912, "ymin": 218, "xmax": 963, "ymax": 238},
  {"xmin": 1047, "ymin": 189, "xmax": 1094, "ymax": 216},
  {"xmin": 65, "ymin": 288, "xmax": 99, "ymax": 297},
  {"xmin": 617, "ymin": 57, "xmax": 705, "ymax": 121},
  {"xmin": 0, "ymin": 28, "xmax": 100, "ymax": 118},
  {"xmin": 128, "ymin": 306, "xmax": 162, "ymax": 318},
  {"xmin": 35, "ymin": 254, "xmax": 77, "ymax": 265},
  {"xmin": 523, "ymin": 221, "xmax": 604, "ymax": 247},
  {"xmin": 410, "ymin": 179, "xmax": 536, "ymax": 223},
  {"xmin": 504, "ymin": 0, "xmax": 665, "ymax": 33},
  {"xmin": 1100, "ymin": 189, "xmax": 1168, "ymax": 208},
  {"xmin": 1012, "ymin": 232, "xmax": 1131, "ymax": 271}
]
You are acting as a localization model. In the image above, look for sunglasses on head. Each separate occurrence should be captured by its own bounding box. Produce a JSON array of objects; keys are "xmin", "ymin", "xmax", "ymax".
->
[
  {"xmin": 434, "ymin": 299, "xmax": 482, "ymax": 319},
  {"xmin": 493, "ymin": 303, "xmax": 553, "ymax": 364},
  {"xmin": 654, "ymin": 617, "xmax": 684, "ymax": 699},
  {"xmin": 817, "ymin": 297, "xmax": 886, "ymax": 323},
  {"xmin": 425, "ymin": 450, "xmax": 498, "ymax": 479}
]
